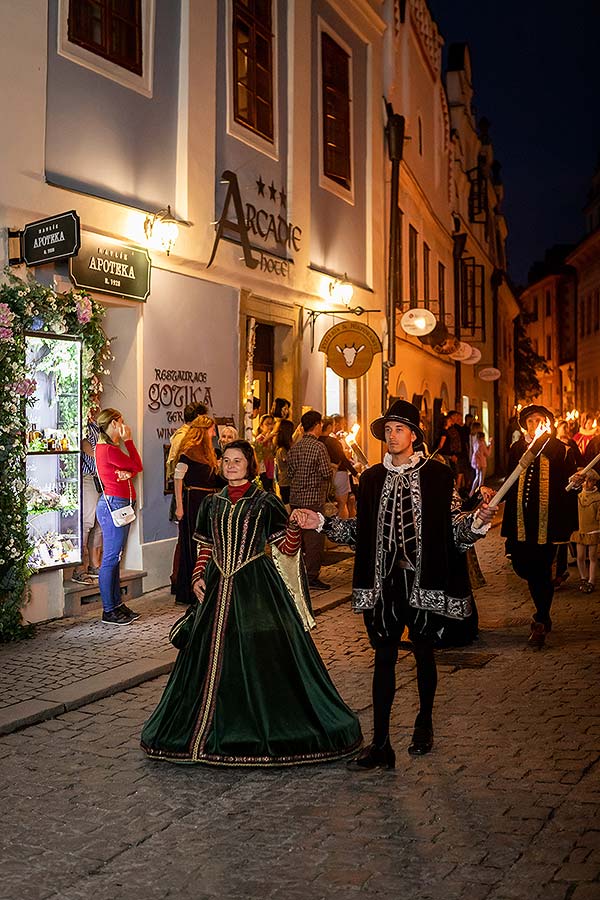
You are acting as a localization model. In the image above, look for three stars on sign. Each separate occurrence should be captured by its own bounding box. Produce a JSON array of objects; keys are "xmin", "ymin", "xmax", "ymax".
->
[{"xmin": 256, "ymin": 175, "xmax": 286, "ymax": 208}]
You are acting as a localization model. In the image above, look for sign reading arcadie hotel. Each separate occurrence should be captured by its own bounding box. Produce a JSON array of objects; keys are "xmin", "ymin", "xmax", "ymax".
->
[{"xmin": 70, "ymin": 232, "xmax": 151, "ymax": 301}]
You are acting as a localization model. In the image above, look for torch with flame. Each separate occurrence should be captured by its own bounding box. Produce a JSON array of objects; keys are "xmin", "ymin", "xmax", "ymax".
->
[
  {"xmin": 473, "ymin": 419, "xmax": 552, "ymax": 527},
  {"xmin": 344, "ymin": 423, "xmax": 369, "ymax": 468}
]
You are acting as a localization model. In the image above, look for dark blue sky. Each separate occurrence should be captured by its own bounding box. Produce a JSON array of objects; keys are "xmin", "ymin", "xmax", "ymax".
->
[{"xmin": 427, "ymin": 0, "xmax": 600, "ymax": 286}]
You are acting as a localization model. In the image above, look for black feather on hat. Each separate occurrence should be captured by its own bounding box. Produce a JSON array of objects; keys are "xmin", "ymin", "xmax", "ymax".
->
[{"xmin": 370, "ymin": 399, "xmax": 424, "ymax": 443}]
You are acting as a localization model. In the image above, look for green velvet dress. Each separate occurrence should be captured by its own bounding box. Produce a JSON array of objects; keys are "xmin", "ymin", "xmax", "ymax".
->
[{"xmin": 141, "ymin": 483, "xmax": 362, "ymax": 766}]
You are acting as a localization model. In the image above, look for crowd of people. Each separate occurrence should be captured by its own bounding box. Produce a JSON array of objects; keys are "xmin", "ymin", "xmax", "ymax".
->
[{"xmin": 77, "ymin": 391, "xmax": 599, "ymax": 770}]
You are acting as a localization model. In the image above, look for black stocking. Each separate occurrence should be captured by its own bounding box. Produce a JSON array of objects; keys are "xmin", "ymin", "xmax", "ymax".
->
[
  {"xmin": 372, "ymin": 644, "xmax": 399, "ymax": 747},
  {"xmin": 412, "ymin": 639, "xmax": 437, "ymax": 727}
]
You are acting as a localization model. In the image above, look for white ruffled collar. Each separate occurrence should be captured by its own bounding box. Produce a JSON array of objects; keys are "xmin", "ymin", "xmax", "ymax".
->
[{"xmin": 383, "ymin": 450, "xmax": 425, "ymax": 473}]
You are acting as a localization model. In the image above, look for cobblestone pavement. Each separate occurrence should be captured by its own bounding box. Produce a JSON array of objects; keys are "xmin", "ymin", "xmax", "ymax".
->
[
  {"xmin": 1, "ymin": 529, "xmax": 600, "ymax": 900},
  {"xmin": 0, "ymin": 546, "xmax": 355, "ymax": 729}
]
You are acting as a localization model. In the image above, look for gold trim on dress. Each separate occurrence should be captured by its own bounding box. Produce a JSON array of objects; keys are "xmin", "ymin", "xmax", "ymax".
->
[{"xmin": 538, "ymin": 454, "xmax": 549, "ymax": 544}]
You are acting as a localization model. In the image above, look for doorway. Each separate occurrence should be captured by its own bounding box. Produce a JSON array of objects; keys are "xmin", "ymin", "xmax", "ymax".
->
[{"xmin": 253, "ymin": 323, "xmax": 274, "ymax": 419}]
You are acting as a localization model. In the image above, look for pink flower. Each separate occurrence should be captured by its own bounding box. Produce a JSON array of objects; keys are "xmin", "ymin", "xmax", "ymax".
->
[
  {"xmin": 75, "ymin": 295, "xmax": 93, "ymax": 324},
  {"xmin": 0, "ymin": 326, "xmax": 13, "ymax": 341},
  {"xmin": 0, "ymin": 303, "xmax": 14, "ymax": 328},
  {"xmin": 13, "ymin": 378, "xmax": 37, "ymax": 398}
]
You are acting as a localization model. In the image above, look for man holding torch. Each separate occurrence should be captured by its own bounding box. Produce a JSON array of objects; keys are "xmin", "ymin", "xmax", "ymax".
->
[
  {"xmin": 501, "ymin": 405, "xmax": 579, "ymax": 648},
  {"xmin": 295, "ymin": 400, "xmax": 495, "ymax": 768}
]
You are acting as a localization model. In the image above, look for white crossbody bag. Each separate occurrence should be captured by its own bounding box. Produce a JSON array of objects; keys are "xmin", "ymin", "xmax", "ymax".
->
[{"xmin": 94, "ymin": 449, "xmax": 137, "ymax": 527}]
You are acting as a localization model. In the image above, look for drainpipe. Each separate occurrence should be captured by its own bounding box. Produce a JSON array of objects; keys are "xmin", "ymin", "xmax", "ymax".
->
[
  {"xmin": 384, "ymin": 104, "xmax": 405, "ymax": 409},
  {"xmin": 452, "ymin": 231, "xmax": 467, "ymax": 406},
  {"xmin": 491, "ymin": 268, "xmax": 503, "ymax": 472}
]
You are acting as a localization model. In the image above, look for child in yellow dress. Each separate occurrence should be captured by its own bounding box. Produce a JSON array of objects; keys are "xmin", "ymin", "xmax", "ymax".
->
[{"xmin": 571, "ymin": 470, "xmax": 600, "ymax": 593}]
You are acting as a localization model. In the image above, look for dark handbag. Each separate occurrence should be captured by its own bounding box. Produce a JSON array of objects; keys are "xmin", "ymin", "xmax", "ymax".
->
[
  {"xmin": 169, "ymin": 603, "xmax": 197, "ymax": 649},
  {"xmin": 93, "ymin": 474, "xmax": 102, "ymax": 493}
]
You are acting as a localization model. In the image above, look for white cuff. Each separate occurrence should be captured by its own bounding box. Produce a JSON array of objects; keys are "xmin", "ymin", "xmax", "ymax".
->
[
  {"xmin": 315, "ymin": 512, "xmax": 325, "ymax": 533},
  {"xmin": 470, "ymin": 520, "xmax": 491, "ymax": 536}
]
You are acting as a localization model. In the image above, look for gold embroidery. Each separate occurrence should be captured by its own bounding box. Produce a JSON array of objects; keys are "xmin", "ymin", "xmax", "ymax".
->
[
  {"xmin": 517, "ymin": 470, "xmax": 526, "ymax": 541},
  {"xmin": 191, "ymin": 497, "xmax": 263, "ymax": 759},
  {"xmin": 538, "ymin": 454, "xmax": 549, "ymax": 544},
  {"xmin": 141, "ymin": 735, "xmax": 362, "ymax": 766}
]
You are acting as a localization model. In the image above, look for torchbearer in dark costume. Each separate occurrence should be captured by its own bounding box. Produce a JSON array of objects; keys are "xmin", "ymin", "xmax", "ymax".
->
[
  {"xmin": 296, "ymin": 400, "xmax": 495, "ymax": 769},
  {"xmin": 501, "ymin": 405, "xmax": 579, "ymax": 648}
]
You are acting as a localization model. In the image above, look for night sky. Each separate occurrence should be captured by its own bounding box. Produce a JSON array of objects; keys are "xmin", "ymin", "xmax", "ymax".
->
[{"xmin": 427, "ymin": 0, "xmax": 600, "ymax": 287}]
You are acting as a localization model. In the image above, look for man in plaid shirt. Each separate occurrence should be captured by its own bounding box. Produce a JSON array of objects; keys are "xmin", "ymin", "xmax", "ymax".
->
[{"xmin": 288, "ymin": 409, "xmax": 333, "ymax": 590}]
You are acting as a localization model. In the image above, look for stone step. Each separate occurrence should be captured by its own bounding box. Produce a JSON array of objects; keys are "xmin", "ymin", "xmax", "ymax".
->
[{"xmin": 63, "ymin": 569, "xmax": 147, "ymax": 617}]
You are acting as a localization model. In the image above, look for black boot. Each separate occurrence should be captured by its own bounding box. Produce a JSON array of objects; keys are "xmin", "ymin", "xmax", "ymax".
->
[
  {"xmin": 347, "ymin": 739, "xmax": 396, "ymax": 771},
  {"xmin": 407, "ymin": 723, "xmax": 434, "ymax": 756}
]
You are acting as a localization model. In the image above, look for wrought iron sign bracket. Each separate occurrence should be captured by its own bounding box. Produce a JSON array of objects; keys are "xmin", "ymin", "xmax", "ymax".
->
[
  {"xmin": 7, "ymin": 228, "xmax": 23, "ymax": 266},
  {"xmin": 305, "ymin": 306, "xmax": 381, "ymax": 352}
]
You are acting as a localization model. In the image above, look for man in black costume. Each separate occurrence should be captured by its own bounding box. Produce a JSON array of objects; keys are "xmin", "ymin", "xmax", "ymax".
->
[
  {"xmin": 298, "ymin": 400, "xmax": 494, "ymax": 769},
  {"xmin": 501, "ymin": 404, "xmax": 579, "ymax": 648}
]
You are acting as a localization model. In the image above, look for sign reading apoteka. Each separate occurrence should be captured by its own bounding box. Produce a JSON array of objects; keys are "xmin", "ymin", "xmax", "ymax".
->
[
  {"xmin": 70, "ymin": 232, "xmax": 151, "ymax": 301},
  {"xmin": 22, "ymin": 210, "xmax": 81, "ymax": 266}
]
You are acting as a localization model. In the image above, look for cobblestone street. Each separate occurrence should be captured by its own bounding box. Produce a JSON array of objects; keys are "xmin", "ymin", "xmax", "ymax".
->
[{"xmin": 1, "ymin": 528, "xmax": 600, "ymax": 900}]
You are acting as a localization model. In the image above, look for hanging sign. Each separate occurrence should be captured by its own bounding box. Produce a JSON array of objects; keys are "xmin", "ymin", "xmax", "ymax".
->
[
  {"xmin": 70, "ymin": 232, "xmax": 151, "ymax": 301},
  {"xmin": 478, "ymin": 366, "xmax": 501, "ymax": 382},
  {"xmin": 22, "ymin": 210, "xmax": 81, "ymax": 266},
  {"xmin": 318, "ymin": 321, "xmax": 382, "ymax": 379}
]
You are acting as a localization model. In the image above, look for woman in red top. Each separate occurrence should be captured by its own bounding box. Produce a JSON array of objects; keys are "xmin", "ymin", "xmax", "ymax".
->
[{"xmin": 95, "ymin": 408, "xmax": 143, "ymax": 626}]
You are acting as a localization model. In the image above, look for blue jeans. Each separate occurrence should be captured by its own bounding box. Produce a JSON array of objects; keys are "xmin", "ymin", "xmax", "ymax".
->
[{"xmin": 96, "ymin": 496, "xmax": 134, "ymax": 612}]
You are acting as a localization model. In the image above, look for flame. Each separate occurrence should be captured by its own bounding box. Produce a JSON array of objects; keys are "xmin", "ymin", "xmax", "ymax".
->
[
  {"xmin": 346, "ymin": 423, "xmax": 360, "ymax": 445},
  {"xmin": 533, "ymin": 420, "xmax": 552, "ymax": 443}
]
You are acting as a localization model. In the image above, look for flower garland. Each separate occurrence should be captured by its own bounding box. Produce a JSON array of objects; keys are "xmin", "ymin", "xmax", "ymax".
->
[{"xmin": 0, "ymin": 269, "xmax": 112, "ymax": 641}]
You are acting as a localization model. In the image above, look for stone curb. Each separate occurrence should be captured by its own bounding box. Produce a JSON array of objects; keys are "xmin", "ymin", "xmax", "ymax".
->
[
  {"xmin": 0, "ymin": 595, "xmax": 351, "ymax": 737},
  {"xmin": 0, "ymin": 651, "xmax": 177, "ymax": 737}
]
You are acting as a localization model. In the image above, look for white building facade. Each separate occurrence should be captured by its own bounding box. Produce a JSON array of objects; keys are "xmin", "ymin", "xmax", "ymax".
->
[{"xmin": 1, "ymin": 0, "xmax": 517, "ymax": 622}]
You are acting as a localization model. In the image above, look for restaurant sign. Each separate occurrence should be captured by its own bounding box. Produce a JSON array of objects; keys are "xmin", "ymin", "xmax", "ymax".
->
[
  {"xmin": 319, "ymin": 321, "xmax": 382, "ymax": 379},
  {"xmin": 70, "ymin": 232, "xmax": 151, "ymax": 301},
  {"xmin": 22, "ymin": 210, "xmax": 81, "ymax": 266}
]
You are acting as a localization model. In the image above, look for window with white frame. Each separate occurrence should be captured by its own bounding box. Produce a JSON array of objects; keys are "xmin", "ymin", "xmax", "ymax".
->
[
  {"xmin": 318, "ymin": 21, "xmax": 353, "ymax": 202},
  {"xmin": 227, "ymin": 0, "xmax": 278, "ymax": 160},
  {"xmin": 58, "ymin": 0, "xmax": 155, "ymax": 96},
  {"xmin": 232, "ymin": 0, "xmax": 274, "ymax": 142},
  {"xmin": 68, "ymin": 0, "xmax": 142, "ymax": 73}
]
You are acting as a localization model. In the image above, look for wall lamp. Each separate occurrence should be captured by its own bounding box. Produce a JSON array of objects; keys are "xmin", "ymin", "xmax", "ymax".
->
[
  {"xmin": 328, "ymin": 273, "xmax": 354, "ymax": 306},
  {"xmin": 144, "ymin": 205, "xmax": 191, "ymax": 255}
]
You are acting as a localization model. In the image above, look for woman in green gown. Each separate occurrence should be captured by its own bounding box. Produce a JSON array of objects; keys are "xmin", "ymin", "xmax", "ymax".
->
[{"xmin": 141, "ymin": 440, "xmax": 362, "ymax": 766}]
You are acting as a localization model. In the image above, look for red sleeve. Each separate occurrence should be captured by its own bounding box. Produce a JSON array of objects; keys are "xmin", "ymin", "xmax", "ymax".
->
[
  {"xmin": 106, "ymin": 440, "xmax": 143, "ymax": 474},
  {"xmin": 272, "ymin": 521, "xmax": 302, "ymax": 556},
  {"xmin": 192, "ymin": 545, "xmax": 213, "ymax": 584}
]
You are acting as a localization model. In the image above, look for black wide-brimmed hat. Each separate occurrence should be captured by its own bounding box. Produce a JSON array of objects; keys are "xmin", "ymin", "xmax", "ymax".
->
[
  {"xmin": 518, "ymin": 404, "xmax": 554, "ymax": 429},
  {"xmin": 370, "ymin": 399, "xmax": 424, "ymax": 443}
]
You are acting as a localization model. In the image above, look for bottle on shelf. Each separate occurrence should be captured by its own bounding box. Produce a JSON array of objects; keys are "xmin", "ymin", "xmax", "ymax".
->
[{"xmin": 60, "ymin": 433, "xmax": 69, "ymax": 451}]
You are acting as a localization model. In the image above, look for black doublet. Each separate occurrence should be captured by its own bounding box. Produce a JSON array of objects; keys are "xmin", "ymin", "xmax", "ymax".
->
[{"xmin": 325, "ymin": 456, "xmax": 484, "ymax": 624}]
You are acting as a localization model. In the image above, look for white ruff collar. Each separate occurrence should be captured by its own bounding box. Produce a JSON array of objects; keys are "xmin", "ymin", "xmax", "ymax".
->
[{"xmin": 383, "ymin": 450, "xmax": 425, "ymax": 473}]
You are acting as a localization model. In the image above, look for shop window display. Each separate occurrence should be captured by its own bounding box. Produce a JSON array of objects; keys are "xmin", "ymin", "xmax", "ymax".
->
[{"xmin": 25, "ymin": 334, "xmax": 82, "ymax": 570}]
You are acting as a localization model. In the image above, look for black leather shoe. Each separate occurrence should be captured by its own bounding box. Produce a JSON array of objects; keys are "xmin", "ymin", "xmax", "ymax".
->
[
  {"xmin": 408, "ymin": 725, "xmax": 434, "ymax": 756},
  {"xmin": 347, "ymin": 740, "xmax": 396, "ymax": 771},
  {"xmin": 308, "ymin": 579, "xmax": 331, "ymax": 591},
  {"xmin": 528, "ymin": 620, "xmax": 546, "ymax": 648}
]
